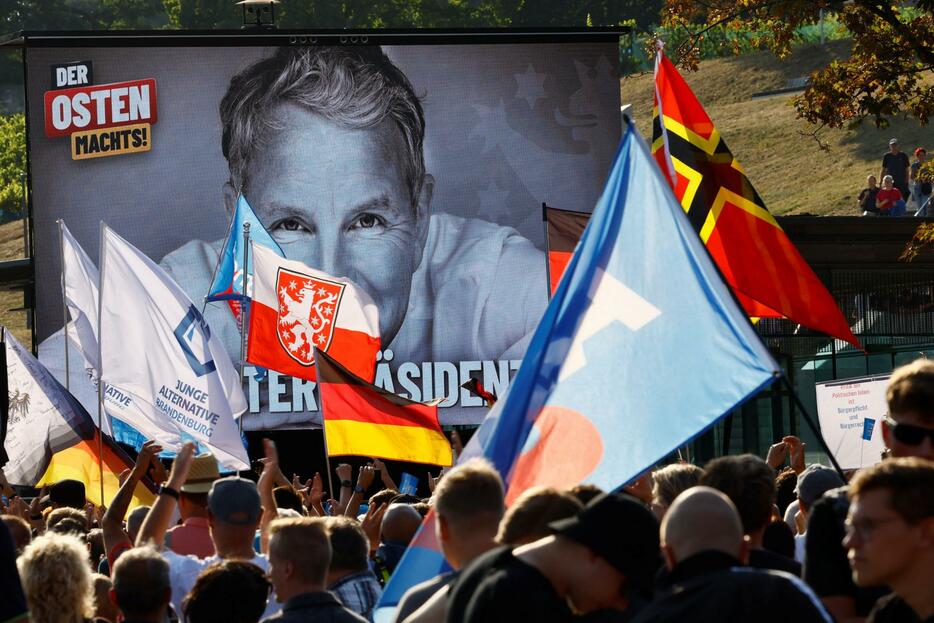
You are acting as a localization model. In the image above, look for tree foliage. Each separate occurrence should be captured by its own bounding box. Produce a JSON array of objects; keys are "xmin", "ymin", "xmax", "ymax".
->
[
  {"xmin": 656, "ymin": 0, "xmax": 934, "ymax": 132},
  {"xmin": 0, "ymin": 113, "xmax": 24, "ymax": 218}
]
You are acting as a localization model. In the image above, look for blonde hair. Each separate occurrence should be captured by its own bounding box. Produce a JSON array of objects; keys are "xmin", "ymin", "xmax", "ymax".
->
[
  {"xmin": 652, "ymin": 463, "xmax": 705, "ymax": 508},
  {"xmin": 267, "ymin": 517, "xmax": 331, "ymax": 585},
  {"xmin": 17, "ymin": 533, "xmax": 94, "ymax": 623}
]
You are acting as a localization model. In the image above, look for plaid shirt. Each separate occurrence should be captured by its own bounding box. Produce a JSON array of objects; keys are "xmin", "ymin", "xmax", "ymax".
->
[{"xmin": 329, "ymin": 570, "xmax": 383, "ymax": 621}]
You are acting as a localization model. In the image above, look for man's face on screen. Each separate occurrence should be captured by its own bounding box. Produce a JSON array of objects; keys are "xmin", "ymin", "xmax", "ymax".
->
[{"xmin": 238, "ymin": 103, "xmax": 431, "ymax": 347}]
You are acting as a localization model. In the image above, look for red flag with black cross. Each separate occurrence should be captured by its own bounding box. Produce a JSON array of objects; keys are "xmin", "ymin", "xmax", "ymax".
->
[{"xmin": 651, "ymin": 48, "xmax": 860, "ymax": 349}]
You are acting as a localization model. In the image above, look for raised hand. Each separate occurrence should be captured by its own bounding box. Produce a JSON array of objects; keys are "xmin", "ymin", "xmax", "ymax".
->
[
  {"xmin": 784, "ymin": 435, "xmax": 807, "ymax": 474},
  {"xmin": 361, "ymin": 502, "xmax": 388, "ymax": 552},
  {"xmin": 427, "ymin": 470, "xmax": 444, "ymax": 494},
  {"xmin": 357, "ymin": 464, "xmax": 376, "ymax": 491},
  {"xmin": 257, "ymin": 439, "xmax": 279, "ymax": 501},
  {"xmin": 450, "ymin": 429, "xmax": 464, "ymax": 459},
  {"xmin": 327, "ymin": 497, "xmax": 346, "ymax": 516},
  {"xmin": 166, "ymin": 442, "xmax": 198, "ymax": 489},
  {"xmin": 133, "ymin": 440, "xmax": 163, "ymax": 481},
  {"xmin": 309, "ymin": 472, "xmax": 325, "ymax": 504},
  {"xmin": 336, "ymin": 463, "xmax": 352, "ymax": 483},
  {"xmin": 765, "ymin": 440, "xmax": 789, "ymax": 469}
]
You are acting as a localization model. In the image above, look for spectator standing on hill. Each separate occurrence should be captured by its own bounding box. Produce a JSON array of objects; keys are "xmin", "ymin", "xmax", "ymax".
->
[
  {"xmin": 911, "ymin": 148, "xmax": 932, "ymax": 215},
  {"xmin": 876, "ymin": 176, "xmax": 904, "ymax": 216},
  {"xmin": 844, "ymin": 458, "xmax": 934, "ymax": 623},
  {"xmin": 858, "ymin": 175, "xmax": 880, "ymax": 215},
  {"xmin": 881, "ymin": 138, "xmax": 911, "ymax": 200}
]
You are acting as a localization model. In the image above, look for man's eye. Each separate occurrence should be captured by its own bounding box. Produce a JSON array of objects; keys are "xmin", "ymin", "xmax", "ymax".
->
[
  {"xmin": 352, "ymin": 213, "xmax": 384, "ymax": 230},
  {"xmin": 274, "ymin": 219, "xmax": 307, "ymax": 232}
]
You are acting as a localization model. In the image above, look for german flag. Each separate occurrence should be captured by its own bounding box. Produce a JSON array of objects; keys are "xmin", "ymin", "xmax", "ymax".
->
[
  {"xmin": 544, "ymin": 206, "xmax": 590, "ymax": 295},
  {"xmin": 316, "ymin": 349, "xmax": 453, "ymax": 466},
  {"xmin": 652, "ymin": 50, "xmax": 860, "ymax": 348},
  {"xmin": 36, "ymin": 429, "xmax": 156, "ymax": 509}
]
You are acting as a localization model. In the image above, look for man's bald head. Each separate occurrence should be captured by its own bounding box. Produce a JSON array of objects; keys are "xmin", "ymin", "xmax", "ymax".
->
[
  {"xmin": 661, "ymin": 486, "xmax": 745, "ymax": 568},
  {"xmin": 380, "ymin": 504, "xmax": 423, "ymax": 544}
]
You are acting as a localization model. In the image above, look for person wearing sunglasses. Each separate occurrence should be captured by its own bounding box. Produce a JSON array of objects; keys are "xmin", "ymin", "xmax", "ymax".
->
[{"xmin": 804, "ymin": 358, "xmax": 934, "ymax": 623}]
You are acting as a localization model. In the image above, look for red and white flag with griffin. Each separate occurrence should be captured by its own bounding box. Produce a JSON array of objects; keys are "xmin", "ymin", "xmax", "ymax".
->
[{"xmin": 247, "ymin": 244, "xmax": 381, "ymax": 382}]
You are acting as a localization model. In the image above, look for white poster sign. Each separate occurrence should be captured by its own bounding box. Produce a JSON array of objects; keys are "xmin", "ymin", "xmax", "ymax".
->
[{"xmin": 815, "ymin": 375, "xmax": 889, "ymax": 470}]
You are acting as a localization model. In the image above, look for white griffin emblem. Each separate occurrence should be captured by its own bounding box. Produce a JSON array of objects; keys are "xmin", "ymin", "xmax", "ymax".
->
[{"xmin": 275, "ymin": 267, "xmax": 346, "ymax": 366}]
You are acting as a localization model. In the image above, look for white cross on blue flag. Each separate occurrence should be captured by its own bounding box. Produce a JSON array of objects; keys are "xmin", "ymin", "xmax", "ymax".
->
[
  {"xmin": 374, "ymin": 121, "xmax": 780, "ymax": 622},
  {"xmin": 483, "ymin": 119, "xmax": 781, "ymax": 501}
]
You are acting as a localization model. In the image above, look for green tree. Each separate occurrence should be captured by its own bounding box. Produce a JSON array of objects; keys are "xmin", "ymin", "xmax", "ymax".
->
[
  {"xmin": 0, "ymin": 113, "xmax": 25, "ymax": 219},
  {"xmin": 656, "ymin": 0, "xmax": 934, "ymax": 132}
]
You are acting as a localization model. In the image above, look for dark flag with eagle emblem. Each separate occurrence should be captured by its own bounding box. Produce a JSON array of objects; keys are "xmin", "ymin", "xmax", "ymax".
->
[{"xmin": 652, "ymin": 48, "xmax": 860, "ymax": 349}]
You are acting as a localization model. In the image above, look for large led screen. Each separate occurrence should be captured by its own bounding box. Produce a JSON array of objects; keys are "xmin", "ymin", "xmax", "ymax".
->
[{"xmin": 26, "ymin": 40, "xmax": 622, "ymax": 429}]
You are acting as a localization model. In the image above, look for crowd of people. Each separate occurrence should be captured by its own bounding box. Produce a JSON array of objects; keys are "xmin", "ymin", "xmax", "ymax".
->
[
  {"xmin": 859, "ymin": 138, "xmax": 932, "ymax": 216},
  {"xmin": 1, "ymin": 358, "xmax": 933, "ymax": 623}
]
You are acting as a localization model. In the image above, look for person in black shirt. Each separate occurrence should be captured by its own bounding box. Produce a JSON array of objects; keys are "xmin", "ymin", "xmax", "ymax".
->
[
  {"xmin": 700, "ymin": 454, "xmax": 802, "ymax": 576},
  {"xmin": 881, "ymin": 138, "xmax": 911, "ymax": 201},
  {"xmin": 452, "ymin": 493, "xmax": 661, "ymax": 623},
  {"xmin": 632, "ymin": 487, "xmax": 832, "ymax": 623},
  {"xmin": 263, "ymin": 518, "xmax": 366, "ymax": 623},
  {"xmin": 844, "ymin": 458, "xmax": 934, "ymax": 623},
  {"xmin": 0, "ymin": 522, "xmax": 28, "ymax": 623},
  {"xmin": 859, "ymin": 175, "xmax": 880, "ymax": 215}
]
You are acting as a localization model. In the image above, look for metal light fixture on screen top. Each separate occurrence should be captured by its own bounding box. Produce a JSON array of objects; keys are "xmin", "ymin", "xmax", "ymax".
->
[{"xmin": 237, "ymin": 0, "xmax": 279, "ymax": 29}]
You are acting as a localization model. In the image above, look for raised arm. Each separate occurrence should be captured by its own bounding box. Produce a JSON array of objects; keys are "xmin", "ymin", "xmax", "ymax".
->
[
  {"xmin": 257, "ymin": 439, "xmax": 280, "ymax": 554},
  {"xmin": 103, "ymin": 440, "xmax": 162, "ymax": 556},
  {"xmin": 136, "ymin": 442, "xmax": 196, "ymax": 548},
  {"xmin": 343, "ymin": 464, "xmax": 377, "ymax": 517},
  {"xmin": 372, "ymin": 459, "xmax": 398, "ymax": 491}
]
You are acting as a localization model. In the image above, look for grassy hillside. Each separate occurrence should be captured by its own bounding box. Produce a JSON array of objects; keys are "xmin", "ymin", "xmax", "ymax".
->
[
  {"xmin": 0, "ymin": 220, "xmax": 31, "ymax": 346},
  {"xmin": 620, "ymin": 40, "xmax": 934, "ymax": 215}
]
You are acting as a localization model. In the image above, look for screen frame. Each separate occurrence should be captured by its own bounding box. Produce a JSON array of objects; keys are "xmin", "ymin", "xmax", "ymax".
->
[{"xmin": 6, "ymin": 28, "xmax": 626, "ymax": 352}]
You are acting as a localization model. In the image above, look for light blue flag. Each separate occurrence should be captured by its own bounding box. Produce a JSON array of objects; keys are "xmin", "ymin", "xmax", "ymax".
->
[
  {"xmin": 482, "ymin": 119, "xmax": 780, "ymax": 497},
  {"xmin": 206, "ymin": 194, "xmax": 284, "ymax": 315},
  {"xmin": 374, "ymin": 121, "xmax": 780, "ymax": 622}
]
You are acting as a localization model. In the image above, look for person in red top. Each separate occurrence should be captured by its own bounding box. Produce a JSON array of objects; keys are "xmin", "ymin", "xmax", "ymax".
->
[
  {"xmin": 165, "ymin": 453, "xmax": 220, "ymax": 559},
  {"xmin": 876, "ymin": 175, "xmax": 904, "ymax": 216}
]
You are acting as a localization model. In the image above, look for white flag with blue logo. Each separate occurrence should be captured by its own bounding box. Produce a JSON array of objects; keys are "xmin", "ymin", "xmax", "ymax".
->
[{"xmin": 98, "ymin": 225, "xmax": 249, "ymax": 470}]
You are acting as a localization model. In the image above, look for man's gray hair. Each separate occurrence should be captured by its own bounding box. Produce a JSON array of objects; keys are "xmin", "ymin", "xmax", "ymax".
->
[
  {"xmin": 221, "ymin": 46, "xmax": 426, "ymax": 207},
  {"xmin": 111, "ymin": 545, "xmax": 170, "ymax": 617}
]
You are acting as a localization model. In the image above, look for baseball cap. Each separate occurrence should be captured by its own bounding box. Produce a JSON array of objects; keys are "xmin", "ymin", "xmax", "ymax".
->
[
  {"xmin": 795, "ymin": 465, "xmax": 845, "ymax": 506},
  {"xmin": 207, "ymin": 477, "xmax": 262, "ymax": 525},
  {"xmin": 180, "ymin": 454, "xmax": 220, "ymax": 494},
  {"xmin": 41, "ymin": 479, "xmax": 86, "ymax": 509},
  {"xmin": 889, "ymin": 138, "xmax": 899, "ymax": 145},
  {"xmin": 549, "ymin": 493, "xmax": 661, "ymax": 589}
]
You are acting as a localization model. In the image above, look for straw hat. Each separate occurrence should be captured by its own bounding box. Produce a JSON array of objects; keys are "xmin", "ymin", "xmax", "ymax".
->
[{"xmin": 180, "ymin": 454, "xmax": 220, "ymax": 493}]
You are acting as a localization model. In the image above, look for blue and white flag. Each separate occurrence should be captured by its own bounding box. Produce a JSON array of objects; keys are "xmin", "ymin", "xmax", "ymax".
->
[
  {"xmin": 375, "ymin": 121, "xmax": 780, "ymax": 622},
  {"xmin": 99, "ymin": 225, "xmax": 249, "ymax": 470},
  {"xmin": 484, "ymin": 120, "xmax": 779, "ymax": 500},
  {"xmin": 206, "ymin": 194, "xmax": 284, "ymax": 323}
]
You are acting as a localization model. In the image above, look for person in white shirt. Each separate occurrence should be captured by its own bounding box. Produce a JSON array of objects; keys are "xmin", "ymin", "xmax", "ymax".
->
[{"xmin": 136, "ymin": 442, "xmax": 282, "ymax": 621}]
